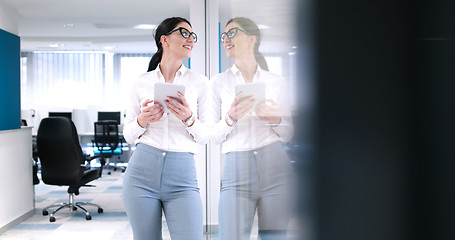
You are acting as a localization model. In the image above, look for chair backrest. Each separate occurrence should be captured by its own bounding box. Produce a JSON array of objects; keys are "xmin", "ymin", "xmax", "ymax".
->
[
  {"xmin": 94, "ymin": 120, "xmax": 119, "ymax": 153},
  {"xmin": 37, "ymin": 117, "xmax": 84, "ymax": 186}
]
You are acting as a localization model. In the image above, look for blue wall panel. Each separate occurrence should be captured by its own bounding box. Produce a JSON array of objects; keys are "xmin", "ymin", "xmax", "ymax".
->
[{"xmin": 0, "ymin": 28, "xmax": 20, "ymax": 131}]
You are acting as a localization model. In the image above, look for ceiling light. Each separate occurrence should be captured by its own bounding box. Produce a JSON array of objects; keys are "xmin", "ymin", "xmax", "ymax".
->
[
  {"xmin": 64, "ymin": 24, "xmax": 75, "ymax": 28},
  {"xmin": 257, "ymin": 24, "xmax": 270, "ymax": 30},
  {"xmin": 103, "ymin": 46, "xmax": 116, "ymax": 50},
  {"xmin": 48, "ymin": 43, "xmax": 65, "ymax": 48},
  {"xmin": 133, "ymin": 24, "xmax": 156, "ymax": 30}
]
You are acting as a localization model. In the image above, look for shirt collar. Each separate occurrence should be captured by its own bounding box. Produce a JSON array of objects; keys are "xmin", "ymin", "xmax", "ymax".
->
[
  {"xmin": 155, "ymin": 63, "xmax": 188, "ymax": 82},
  {"xmin": 177, "ymin": 63, "xmax": 188, "ymax": 76},
  {"xmin": 229, "ymin": 63, "xmax": 263, "ymax": 81}
]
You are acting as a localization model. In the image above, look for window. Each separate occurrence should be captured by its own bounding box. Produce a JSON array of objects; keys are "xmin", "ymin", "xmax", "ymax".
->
[{"xmin": 20, "ymin": 52, "xmax": 152, "ymax": 110}]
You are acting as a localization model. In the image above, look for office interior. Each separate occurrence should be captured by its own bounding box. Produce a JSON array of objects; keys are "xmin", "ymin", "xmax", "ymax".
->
[
  {"xmin": 1, "ymin": 0, "xmax": 306, "ymax": 239},
  {"xmin": 3, "ymin": 0, "xmax": 455, "ymax": 240}
]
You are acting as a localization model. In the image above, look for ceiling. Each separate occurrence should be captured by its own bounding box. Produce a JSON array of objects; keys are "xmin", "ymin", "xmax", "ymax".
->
[
  {"xmin": 1, "ymin": 0, "xmax": 297, "ymax": 54},
  {"xmin": 1, "ymin": 0, "xmax": 189, "ymax": 53}
]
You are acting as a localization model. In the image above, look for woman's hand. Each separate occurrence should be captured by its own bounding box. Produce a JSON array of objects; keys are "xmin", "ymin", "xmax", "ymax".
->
[
  {"xmin": 255, "ymin": 99, "xmax": 282, "ymax": 125},
  {"xmin": 228, "ymin": 93, "xmax": 255, "ymax": 121},
  {"xmin": 137, "ymin": 99, "xmax": 164, "ymax": 128},
  {"xmin": 165, "ymin": 92, "xmax": 192, "ymax": 121}
]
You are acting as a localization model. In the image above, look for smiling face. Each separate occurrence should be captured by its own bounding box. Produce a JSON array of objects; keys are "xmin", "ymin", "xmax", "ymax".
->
[
  {"xmin": 162, "ymin": 22, "xmax": 194, "ymax": 59},
  {"xmin": 223, "ymin": 22, "xmax": 254, "ymax": 59}
]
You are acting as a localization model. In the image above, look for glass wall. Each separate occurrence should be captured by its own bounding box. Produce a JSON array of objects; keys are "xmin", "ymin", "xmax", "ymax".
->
[
  {"xmin": 19, "ymin": 1, "xmax": 310, "ymax": 238},
  {"xmin": 209, "ymin": 0, "xmax": 304, "ymax": 239}
]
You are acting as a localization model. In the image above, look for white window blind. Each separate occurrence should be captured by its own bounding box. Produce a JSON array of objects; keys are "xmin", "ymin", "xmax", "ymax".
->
[{"xmin": 20, "ymin": 52, "xmax": 152, "ymax": 110}]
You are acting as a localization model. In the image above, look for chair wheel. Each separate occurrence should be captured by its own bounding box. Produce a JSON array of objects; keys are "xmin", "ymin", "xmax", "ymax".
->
[
  {"xmin": 73, "ymin": 206, "xmax": 77, "ymax": 211},
  {"xmin": 98, "ymin": 208, "xmax": 104, "ymax": 213},
  {"xmin": 50, "ymin": 216, "xmax": 56, "ymax": 222},
  {"xmin": 86, "ymin": 215, "xmax": 92, "ymax": 220},
  {"xmin": 107, "ymin": 172, "xmax": 111, "ymax": 175},
  {"xmin": 122, "ymin": 169, "xmax": 126, "ymax": 173},
  {"xmin": 113, "ymin": 168, "xmax": 117, "ymax": 171},
  {"xmin": 42, "ymin": 210, "xmax": 48, "ymax": 216}
]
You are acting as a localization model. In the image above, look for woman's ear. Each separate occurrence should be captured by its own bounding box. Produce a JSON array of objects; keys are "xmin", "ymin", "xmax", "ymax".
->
[
  {"xmin": 160, "ymin": 35, "xmax": 167, "ymax": 47},
  {"xmin": 250, "ymin": 35, "xmax": 257, "ymax": 47}
]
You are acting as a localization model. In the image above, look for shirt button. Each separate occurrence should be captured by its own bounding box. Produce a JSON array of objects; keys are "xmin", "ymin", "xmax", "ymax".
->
[
  {"xmin": 253, "ymin": 151, "xmax": 258, "ymax": 155},
  {"xmin": 162, "ymin": 152, "xmax": 166, "ymax": 156}
]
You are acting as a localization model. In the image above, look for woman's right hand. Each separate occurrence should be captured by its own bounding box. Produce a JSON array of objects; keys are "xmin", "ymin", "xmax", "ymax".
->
[
  {"xmin": 228, "ymin": 93, "xmax": 255, "ymax": 121},
  {"xmin": 137, "ymin": 99, "xmax": 164, "ymax": 128}
]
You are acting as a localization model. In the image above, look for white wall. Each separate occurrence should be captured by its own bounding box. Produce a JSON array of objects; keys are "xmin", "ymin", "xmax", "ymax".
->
[
  {"xmin": 0, "ymin": 1, "xmax": 18, "ymax": 35},
  {"xmin": 0, "ymin": 128, "xmax": 34, "ymax": 232}
]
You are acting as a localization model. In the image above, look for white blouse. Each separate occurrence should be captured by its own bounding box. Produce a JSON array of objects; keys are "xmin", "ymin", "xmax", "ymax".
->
[
  {"xmin": 123, "ymin": 64, "xmax": 210, "ymax": 154},
  {"xmin": 210, "ymin": 64, "xmax": 293, "ymax": 154}
]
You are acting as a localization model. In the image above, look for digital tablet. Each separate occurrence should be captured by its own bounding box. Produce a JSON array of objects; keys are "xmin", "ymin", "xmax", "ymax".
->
[
  {"xmin": 154, "ymin": 82, "xmax": 186, "ymax": 113},
  {"xmin": 235, "ymin": 82, "xmax": 266, "ymax": 109}
]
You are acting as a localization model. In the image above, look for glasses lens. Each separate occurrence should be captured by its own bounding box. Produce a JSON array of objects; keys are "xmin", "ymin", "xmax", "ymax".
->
[
  {"xmin": 227, "ymin": 28, "xmax": 238, "ymax": 38},
  {"xmin": 220, "ymin": 33, "xmax": 226, "ymax": 43},
  {"xmin": 191, "ymin": 33, "xmax": 197, "ymax": 43},
  {"xmin": 180, "ymin": 28, "xmax": 190, "ymax": 38}
]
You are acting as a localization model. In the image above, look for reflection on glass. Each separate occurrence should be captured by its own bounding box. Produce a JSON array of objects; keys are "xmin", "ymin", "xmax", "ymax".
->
[{"xmin": 211, "ymin": 17, "xmax": 296, "ymax": 239}]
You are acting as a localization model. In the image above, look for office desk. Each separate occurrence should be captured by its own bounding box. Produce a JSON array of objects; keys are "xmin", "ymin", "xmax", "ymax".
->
[
  {"xmin": 78, "ymin": 132, "xmax": 133, "ymax": 162},
  {"xmin": 32, "ymin": 132, "xmax": 134, "ymax": 162},
  {"xmin": 0, "ymin": 127, "xmax": 34, "ymax": 233}
]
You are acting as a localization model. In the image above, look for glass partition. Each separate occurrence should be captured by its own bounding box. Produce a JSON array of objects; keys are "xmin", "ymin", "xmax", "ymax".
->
[{"xmin": 209, "ymin": 0, "xmax": 306, "ymax": 239}]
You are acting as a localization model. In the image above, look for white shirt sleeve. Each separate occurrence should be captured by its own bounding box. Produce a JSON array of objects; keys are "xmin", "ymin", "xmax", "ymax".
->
[
  {"xmin": 271, "ymin": 76, "xmax": 294, "ymax": 142},
  {"xmin": 122, "ymin": 78, "xmax": 147, "ymax": 145},
  {"xmin": 185, "ymin": 75, "xmax": 212, "ymax": 144},
  {"xmin": 209, "ymin": 75, "xmax": 235, "ymax": 145},
  {"xmin": 271, "ymin": 116, "xmax": 294, "ymax": 142}
]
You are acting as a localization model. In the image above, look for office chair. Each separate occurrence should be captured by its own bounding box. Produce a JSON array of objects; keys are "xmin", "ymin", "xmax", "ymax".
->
[
  {"xmin": 37, "ymin": 117, "xmax": 104, "ymax": 222},
  {"xmin": 93, "ymin": 120, "xmax": 126, "ymax": 175}
]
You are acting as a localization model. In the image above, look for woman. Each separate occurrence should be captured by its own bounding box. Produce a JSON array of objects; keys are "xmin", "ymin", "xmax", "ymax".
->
[
  {"xmin": 122, "ymin": 17, "xmax": 209, "ymax": 240},
  {"xmin": 211, "ymin": 17, "xmax": 294, "ymax": 240}
]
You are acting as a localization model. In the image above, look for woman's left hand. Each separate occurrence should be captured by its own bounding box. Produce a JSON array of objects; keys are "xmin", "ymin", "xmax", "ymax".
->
[
  {"xmin": 255, "ymin": 99, "xmax": 282, "ymax": 125},
  {"xmin": 165, "ymin": 92, "xmax": 192, "ymax": 121}
]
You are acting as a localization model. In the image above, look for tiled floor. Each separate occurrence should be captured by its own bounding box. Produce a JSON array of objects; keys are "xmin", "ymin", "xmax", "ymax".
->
[
  {"xmin": 0, "ymin": 170, "xmax": 136, "ymax": 240},
  {"xmin": 0, "ymin": 169, "xmax": 223, "ymax": 240},
  {"xmin": 1, "ymin": 168, "xmax": 302, "ymax": 240}
]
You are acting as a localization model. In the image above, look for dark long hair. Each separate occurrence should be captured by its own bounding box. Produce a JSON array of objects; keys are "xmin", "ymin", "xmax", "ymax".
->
[
  {"xmin": 226, "ymin": 17, "xmax": 269, "ymax": 71},
  {"xmin": 147, "ymin": 17, "xmax": 192, "ymax": 72}
]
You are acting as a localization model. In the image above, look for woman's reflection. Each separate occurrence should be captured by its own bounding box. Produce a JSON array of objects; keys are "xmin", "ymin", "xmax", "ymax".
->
[{"xmin": 211, "ymin": 17, "xmax": 295, "ymax": 240}]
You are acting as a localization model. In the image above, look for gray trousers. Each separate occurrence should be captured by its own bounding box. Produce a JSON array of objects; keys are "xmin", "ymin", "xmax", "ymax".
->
[
  {"xmin": 219, "ymin": 142, "xmax": 294, "ymax": 240},
  {"xmin": 122, "ymin": 143, "xmax": 203, "ymax": 240}
]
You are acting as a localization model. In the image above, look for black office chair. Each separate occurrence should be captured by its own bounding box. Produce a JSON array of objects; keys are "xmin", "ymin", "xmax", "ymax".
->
[
  {"xmin": 37, "ymin": 117, "xmax": 104, "ymax": 222},
  {"xmin": 93, "ymin": 120, "xmax": 126, "ymax": 175}
]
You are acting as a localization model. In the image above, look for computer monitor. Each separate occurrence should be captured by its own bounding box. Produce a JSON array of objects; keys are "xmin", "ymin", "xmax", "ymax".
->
[
  {"xmin": 49, "ymin": 112, "xmax": 72, "ymax": 120},
  {"xmin": 97, "ymin": 111, "xmax": 121, "ymax": 124}
]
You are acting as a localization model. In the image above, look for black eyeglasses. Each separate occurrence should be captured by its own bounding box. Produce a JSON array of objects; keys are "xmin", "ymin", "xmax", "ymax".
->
[
  {"xmin": 166, "ymin": 27, "xmax": 198, "ymax": 43},
  {"xmin": 220, "ymin": 27, "xmax": 249, "ymax": 43}
]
